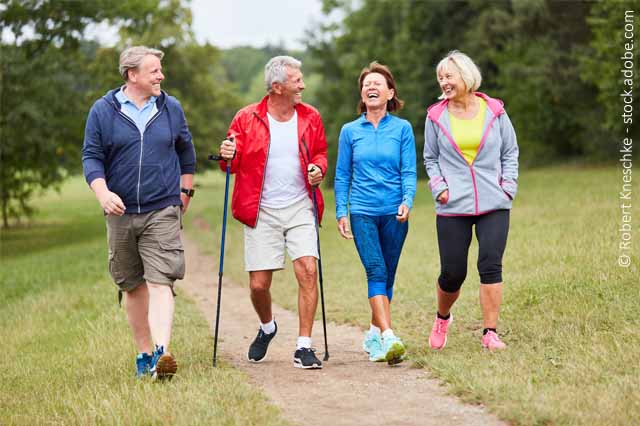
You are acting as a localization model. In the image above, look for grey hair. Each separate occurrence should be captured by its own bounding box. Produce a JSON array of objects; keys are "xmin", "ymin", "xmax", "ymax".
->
[
  {"xmin": 436, "ymin": 50, "xmax": 482, "ymax": 99},
  {"xmin": 264, "ymin": 56, "xmax": 302, "ymax": 93},
  {"xmin": 119, "ymin": 46, "xmax": 164, "ymax": 81}
]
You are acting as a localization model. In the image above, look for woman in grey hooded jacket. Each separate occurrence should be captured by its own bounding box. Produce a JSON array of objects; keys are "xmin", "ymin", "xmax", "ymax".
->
[{"xmin": 423, "ymin": 50, "xmax": 519, "ymax": 351}]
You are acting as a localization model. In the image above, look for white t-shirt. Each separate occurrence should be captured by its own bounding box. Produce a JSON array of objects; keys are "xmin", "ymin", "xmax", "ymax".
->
[{"xmin": 261, "ymin": 111, "xmax": 308, "ymax": 208}]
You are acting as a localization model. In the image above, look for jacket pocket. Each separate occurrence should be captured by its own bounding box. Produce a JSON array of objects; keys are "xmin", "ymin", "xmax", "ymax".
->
[
  {"xmin": 139, "ymin": 164, "xmax": 168, "ymax": 205},
  {"xmin": 107, "ymin": 163, "xmax": 138, "ymax": 205},
  {"xmin": 440, "ymin": 172, "xmax": 473, "ymax": 212}
]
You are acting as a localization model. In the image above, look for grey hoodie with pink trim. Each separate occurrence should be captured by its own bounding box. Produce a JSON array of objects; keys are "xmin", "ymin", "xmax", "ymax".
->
[{"xmin": 423, "ymin": 92, "xmax": 519, "ymax": 216}]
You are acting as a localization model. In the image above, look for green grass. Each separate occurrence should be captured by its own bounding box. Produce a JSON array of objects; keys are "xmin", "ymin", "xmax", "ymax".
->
[
  {"xmin": 186, "ymin": 165, "xmax": 640, "ymax": 426},
  {"xmin": 0, "ymin": 178, "xmax": 289, "ymax": 426}
]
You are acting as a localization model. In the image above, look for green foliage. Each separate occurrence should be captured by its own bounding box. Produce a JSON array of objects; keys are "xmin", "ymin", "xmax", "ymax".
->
[
  {"xmin": 0, "ymin": 0, "xmax": 240, "ymax": 226},
  {"xmin": 307, "ymin": 0, "xmax": 636, "ymax": 182}
]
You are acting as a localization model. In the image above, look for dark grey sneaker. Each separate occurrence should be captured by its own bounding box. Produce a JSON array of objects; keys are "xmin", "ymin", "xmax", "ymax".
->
[
  {"xmin": 293, "ymin": 347, "xmax": 323, "ymax": 369},
  {"xmin": 248, "ymin": 322, "xmax": 277, "ymax": 362}
]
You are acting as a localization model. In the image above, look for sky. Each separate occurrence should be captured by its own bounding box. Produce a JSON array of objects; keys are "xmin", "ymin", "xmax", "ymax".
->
[
  {"xmin": 190, "ymin": 0, "xmax": 331, "ymax": 49},
  {"xmin": 0, "ymin": 0, "xmax": 339, "ymax": 49}
]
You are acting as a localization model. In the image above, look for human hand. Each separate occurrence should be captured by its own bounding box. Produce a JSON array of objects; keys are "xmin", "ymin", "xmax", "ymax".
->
[
  {"xmin": 437, "ymin": 189, "xmax": 449, "ymax": 205},
  {"xmin": 180, "ymin": 193, "xmax": 190, "ymax": 214},
  {"xmin": 337, "ymin": 217, "xmax": 353, "ymax": 239},
  {"xmin": 307, "ymin": 164, "xmax": 323, "ymax": 187},
  {"xmin": 396, "ymin": 204, "xmax": 410, "ymax": 222},
  {"xmin": 97, "ymin": 190, "xmax": 126, "ymax": 215},
  {"xmin": 219, "ymin": 137, "xmax": 236, "ymax": 161}
]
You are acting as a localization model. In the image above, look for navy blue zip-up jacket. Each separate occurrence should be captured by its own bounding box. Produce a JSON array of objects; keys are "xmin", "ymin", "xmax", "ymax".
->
[{"xmin": 82, "ymin": 88, "xmax": 196, "ymax": 214}]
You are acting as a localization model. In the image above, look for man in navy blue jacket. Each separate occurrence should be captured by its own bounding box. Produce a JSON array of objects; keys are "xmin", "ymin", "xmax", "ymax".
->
[{"xmin": 82, "ymin": 46, "xmax": 196, "ymax": 379}]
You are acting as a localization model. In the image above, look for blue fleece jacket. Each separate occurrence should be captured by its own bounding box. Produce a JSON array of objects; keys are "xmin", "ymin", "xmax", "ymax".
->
[
  {"xmin": 335, "ymin": 113, "xmax": 417, "ymax": 218},
  {"xmin": 82, "ymin": 88, "xmax": 196, "ymax": 214}
]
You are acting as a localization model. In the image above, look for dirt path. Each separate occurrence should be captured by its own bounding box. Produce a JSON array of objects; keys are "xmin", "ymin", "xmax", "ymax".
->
[{"xmin": 181, "ymin": 234, "xmax": 506, "ymax": 426}]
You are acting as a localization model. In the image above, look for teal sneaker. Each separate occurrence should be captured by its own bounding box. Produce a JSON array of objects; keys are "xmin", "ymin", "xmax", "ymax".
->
[
  {"xmin": 136, "ymin": 352, "xmax": 153, "ymax": 377},
  {"xmin": 383, "ymin": 335, "xmax": 406, "ymax": 365},
  {"xmin": 363, "ymin": 332, "xmax": 385, "ymax": 362}
]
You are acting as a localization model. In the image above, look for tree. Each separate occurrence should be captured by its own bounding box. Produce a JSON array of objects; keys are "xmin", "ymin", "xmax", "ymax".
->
[
  {"xmin": 0, "ymin": 0, "xmax": 242, "ymax": 226},
  {"xmin": 0, "ymin": 0, "xmax": 159, "ymax": 227}
]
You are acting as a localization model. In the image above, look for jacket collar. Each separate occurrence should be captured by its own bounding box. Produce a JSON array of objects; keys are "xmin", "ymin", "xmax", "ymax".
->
[
  {"xmin": 427, "ymin": 91, "xmax": 504, "ymax": 122},
  {"xmin": 104, "ymin": 87, "xmax": 167, "ymax": 111},
  {"xmin": 254, "ymin": 94, "xmax": 314, "ymax": 137}
]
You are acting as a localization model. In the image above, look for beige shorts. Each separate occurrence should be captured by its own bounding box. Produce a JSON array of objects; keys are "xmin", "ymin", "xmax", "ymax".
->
[
  {"xmin": 106, "ymin": 205, "xmax": 185, "ymax": 291},
  {"xmin": 244, "ymin": 197, "xmax": 319, "ymax": 271}
]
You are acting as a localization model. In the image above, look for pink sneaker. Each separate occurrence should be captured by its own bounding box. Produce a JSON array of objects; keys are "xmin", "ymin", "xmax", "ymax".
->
[
  {"xmin": 481, "ymin": 331, "xmax": 507, "ymax": 351},
  {"xmin": 429, "ymin": 313, "xmax": 452, "ymax": 350}
]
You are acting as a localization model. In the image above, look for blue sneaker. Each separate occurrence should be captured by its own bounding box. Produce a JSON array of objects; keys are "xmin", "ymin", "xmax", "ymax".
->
[
  {"xmin": 383, "ymin": 335, "xmax": 406, "ymax": 365},
  {"xmin": 150, "ymin": 345, "xmax": 177, "ymax": 381},
  {"xmin": 363, "ymin": 332, "xmax": 385, "ymax": 362},
  {"xmin": 136, "ymin": 352, "xmax": 153, "ymax": 377}
]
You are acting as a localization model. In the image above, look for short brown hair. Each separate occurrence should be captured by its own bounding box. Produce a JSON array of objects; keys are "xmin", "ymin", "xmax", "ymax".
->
[{"xmin": 357, "ymin": 62, "xmax": 404, "ymax": 114}]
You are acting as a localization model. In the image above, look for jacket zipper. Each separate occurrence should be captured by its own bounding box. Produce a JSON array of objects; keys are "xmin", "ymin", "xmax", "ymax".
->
[
  {"xmin": 253, "ymin": 112, "xmax": 271, "ymax": 228},
  {"xmin": 116, "ymin": 107, "xmax": 163, "ymax": 214}
]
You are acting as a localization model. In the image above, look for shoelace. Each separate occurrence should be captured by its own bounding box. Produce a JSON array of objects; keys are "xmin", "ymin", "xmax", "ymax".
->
[{"xmin": 435, "ymin": 318, "xmax": 448, "ymax": 333}]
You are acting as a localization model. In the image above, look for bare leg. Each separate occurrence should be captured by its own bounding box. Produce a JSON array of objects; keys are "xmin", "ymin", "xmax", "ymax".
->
[
  {"xmin": 124, "ymin": 283, "xmax": 153, "ymax": 354},
  {"xmin": 479, "ymin": 283, "xmax": 503, "ymax": 329},
  {"xmin": 293, "ymin": 256, "xmax": 318, "ymax": 337},
  {"xmin": 249, "ymin": 270, "xmax": 274, "ymax": 323},
  {"xmin": 368, "ymin": 295, "xmax": 391, "ymax": 331},
  {"xmin": 147, "ymin": 282, "xmax": 175, "ymax": 350},
  {"xmin": 437, "ymin": 281, "xmax": 460, "ymax": 317}
]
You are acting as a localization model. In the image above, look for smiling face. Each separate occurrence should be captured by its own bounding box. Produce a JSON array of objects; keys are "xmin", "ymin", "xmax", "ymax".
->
[
  {"xmin": 360, "ymin": 72, "xmax": 394, "ymax": 112},
  {"xmin": 437, "ymin": 62, "xmax": 467, "ymax": 101},
  {"xmin": 273, "ymin": 66, "xmax": 305, "ymax": 106},
  {"xmin": 129, "ymin": 54, "xmax": 164, "ymax": 98}
]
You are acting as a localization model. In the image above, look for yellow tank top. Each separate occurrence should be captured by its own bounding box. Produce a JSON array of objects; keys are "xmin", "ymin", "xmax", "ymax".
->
[{"xmin": 449, "ymin": 99, "xmax": 487, "ymax": 165}]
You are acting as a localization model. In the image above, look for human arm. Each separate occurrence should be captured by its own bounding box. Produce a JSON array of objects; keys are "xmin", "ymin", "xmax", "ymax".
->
[
  {"xmin": 334, "ymin": 125, "xmax": 352, "ymax": 220},
  {"xmin": 499, "ymin": 112, "xmax": 519, "ymax": 200},
  {"xmin": 398, "ymin": 121, "xmax": 417, "ymax": 218},
  {"xmin": 423, "ymin": 118, "xmax": 449, "ymax": 203},
  {"xmin": 306, "ymin": 114, "xmax": 328, "ymax": 186}
]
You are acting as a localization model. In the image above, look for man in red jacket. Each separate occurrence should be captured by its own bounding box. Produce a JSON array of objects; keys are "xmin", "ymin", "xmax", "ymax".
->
[{"xmin": 219, "ymin": 56, "xmax": 328, "ymax": 369}]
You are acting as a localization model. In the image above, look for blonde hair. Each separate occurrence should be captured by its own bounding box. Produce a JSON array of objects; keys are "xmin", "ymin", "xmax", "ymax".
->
[
  {"xmin": 436, "ymin": 50, "xmax": 482, "ymax": 99},
  {"xmin": 119, "ymin": 46, "xmax": 164, "ymax": 81}
]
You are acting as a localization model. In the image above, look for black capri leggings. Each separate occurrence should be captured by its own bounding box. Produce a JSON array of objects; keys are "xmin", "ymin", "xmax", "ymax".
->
[{"xmin": 436, "ymin": 209, "xmax": 510, "ymax": 293}]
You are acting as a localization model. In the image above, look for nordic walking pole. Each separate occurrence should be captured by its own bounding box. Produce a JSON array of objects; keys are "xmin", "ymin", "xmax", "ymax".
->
[
  {"xmin": 308, "ymin": 165, "xmax": 329, "ymax": 361},
  {"xmin": 208, "ymin": 136, "xmax": 233, "ymax": 367}
]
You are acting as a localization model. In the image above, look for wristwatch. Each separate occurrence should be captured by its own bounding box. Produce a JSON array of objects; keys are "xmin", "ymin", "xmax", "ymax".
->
[{"xmin": 181, "ymin": 187, "xmax": 195, "ymax": 198}]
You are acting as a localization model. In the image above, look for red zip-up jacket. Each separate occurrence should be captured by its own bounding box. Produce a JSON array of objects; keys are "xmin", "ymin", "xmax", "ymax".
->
[{"xmin": 220, "ymin": 96, "xmax": 328, "ymax": 228}]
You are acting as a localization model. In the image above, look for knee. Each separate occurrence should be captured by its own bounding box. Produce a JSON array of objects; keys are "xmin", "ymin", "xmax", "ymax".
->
[
  {"xmin": 295, "ymin": 258, "xmax": 317, "ymax": 287},
  {"xmin": 250, "ymin": 278, "xmax": 271, "ymax": 293},
  {"xmin": 146, "ymin": 282, "xmax": 171, "ymax": 293},
  {"xmin": 438, "ymin": 269, "xmax": 466, "ymax": 293},
  {"xmin": 364, "ymin": 261, "xmax": 387, "ymax": 284},
  {"xmin": 478, "ymin": 256, "xmax": 503, "ymax": 284},
  {"xmin": 479, "ymin": 270, "xmax": 502, "ymax": 284}
]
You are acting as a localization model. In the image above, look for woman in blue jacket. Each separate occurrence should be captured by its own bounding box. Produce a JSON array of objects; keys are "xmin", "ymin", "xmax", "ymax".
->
[
  {"xmin": 424, "ymin": 50, "xmax": 519, "ymax": 351},
  {"xmin": 335, "ymin": 62, "xmax": 417, "ymax": 365}
]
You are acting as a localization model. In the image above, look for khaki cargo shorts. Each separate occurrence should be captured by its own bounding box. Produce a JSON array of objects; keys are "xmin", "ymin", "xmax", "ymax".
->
[
  {"xmin": 106, "ymin": 205, "xmax": 185, "ymax": 292},
  {"xmin": 244, "ymin": 197, "xmax": 318, "ymax": 271}
]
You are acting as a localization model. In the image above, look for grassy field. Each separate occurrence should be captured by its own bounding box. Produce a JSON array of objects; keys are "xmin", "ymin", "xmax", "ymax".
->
[
  {"xmin": 0, "ymin": 178, "xmax": 289, "ymax": 426},
  {"xmin": 186, "ymin": 165, "xmax": 639, "ymax": 426}
]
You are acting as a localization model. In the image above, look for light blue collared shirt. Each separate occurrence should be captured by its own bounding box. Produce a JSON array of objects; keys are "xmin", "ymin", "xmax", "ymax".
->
[{"xmin": 115, "ymin": 87, "xmax": 158, "ymax": 134}]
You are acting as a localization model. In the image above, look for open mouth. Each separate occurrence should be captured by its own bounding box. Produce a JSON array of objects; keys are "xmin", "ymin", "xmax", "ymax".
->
[{"xmin": 367, "ymin": 93, "xmax": 379, "ymax": 99}]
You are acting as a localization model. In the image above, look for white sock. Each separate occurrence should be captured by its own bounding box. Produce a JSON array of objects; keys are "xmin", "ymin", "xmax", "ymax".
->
[
  {"xmin": 297, "ymin": 336, "xmax": 312, "ymax": 349},
  {"xmin": 260, "ymin": 319, "xmax": 276, "ymax": 334},
  {"xmin": 382, "ymin": 329, "xmax": 395, "ymax": 340},
  {"xmin": 369, "ymin": 324, "xmax": 381, "ymax": 336}
]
